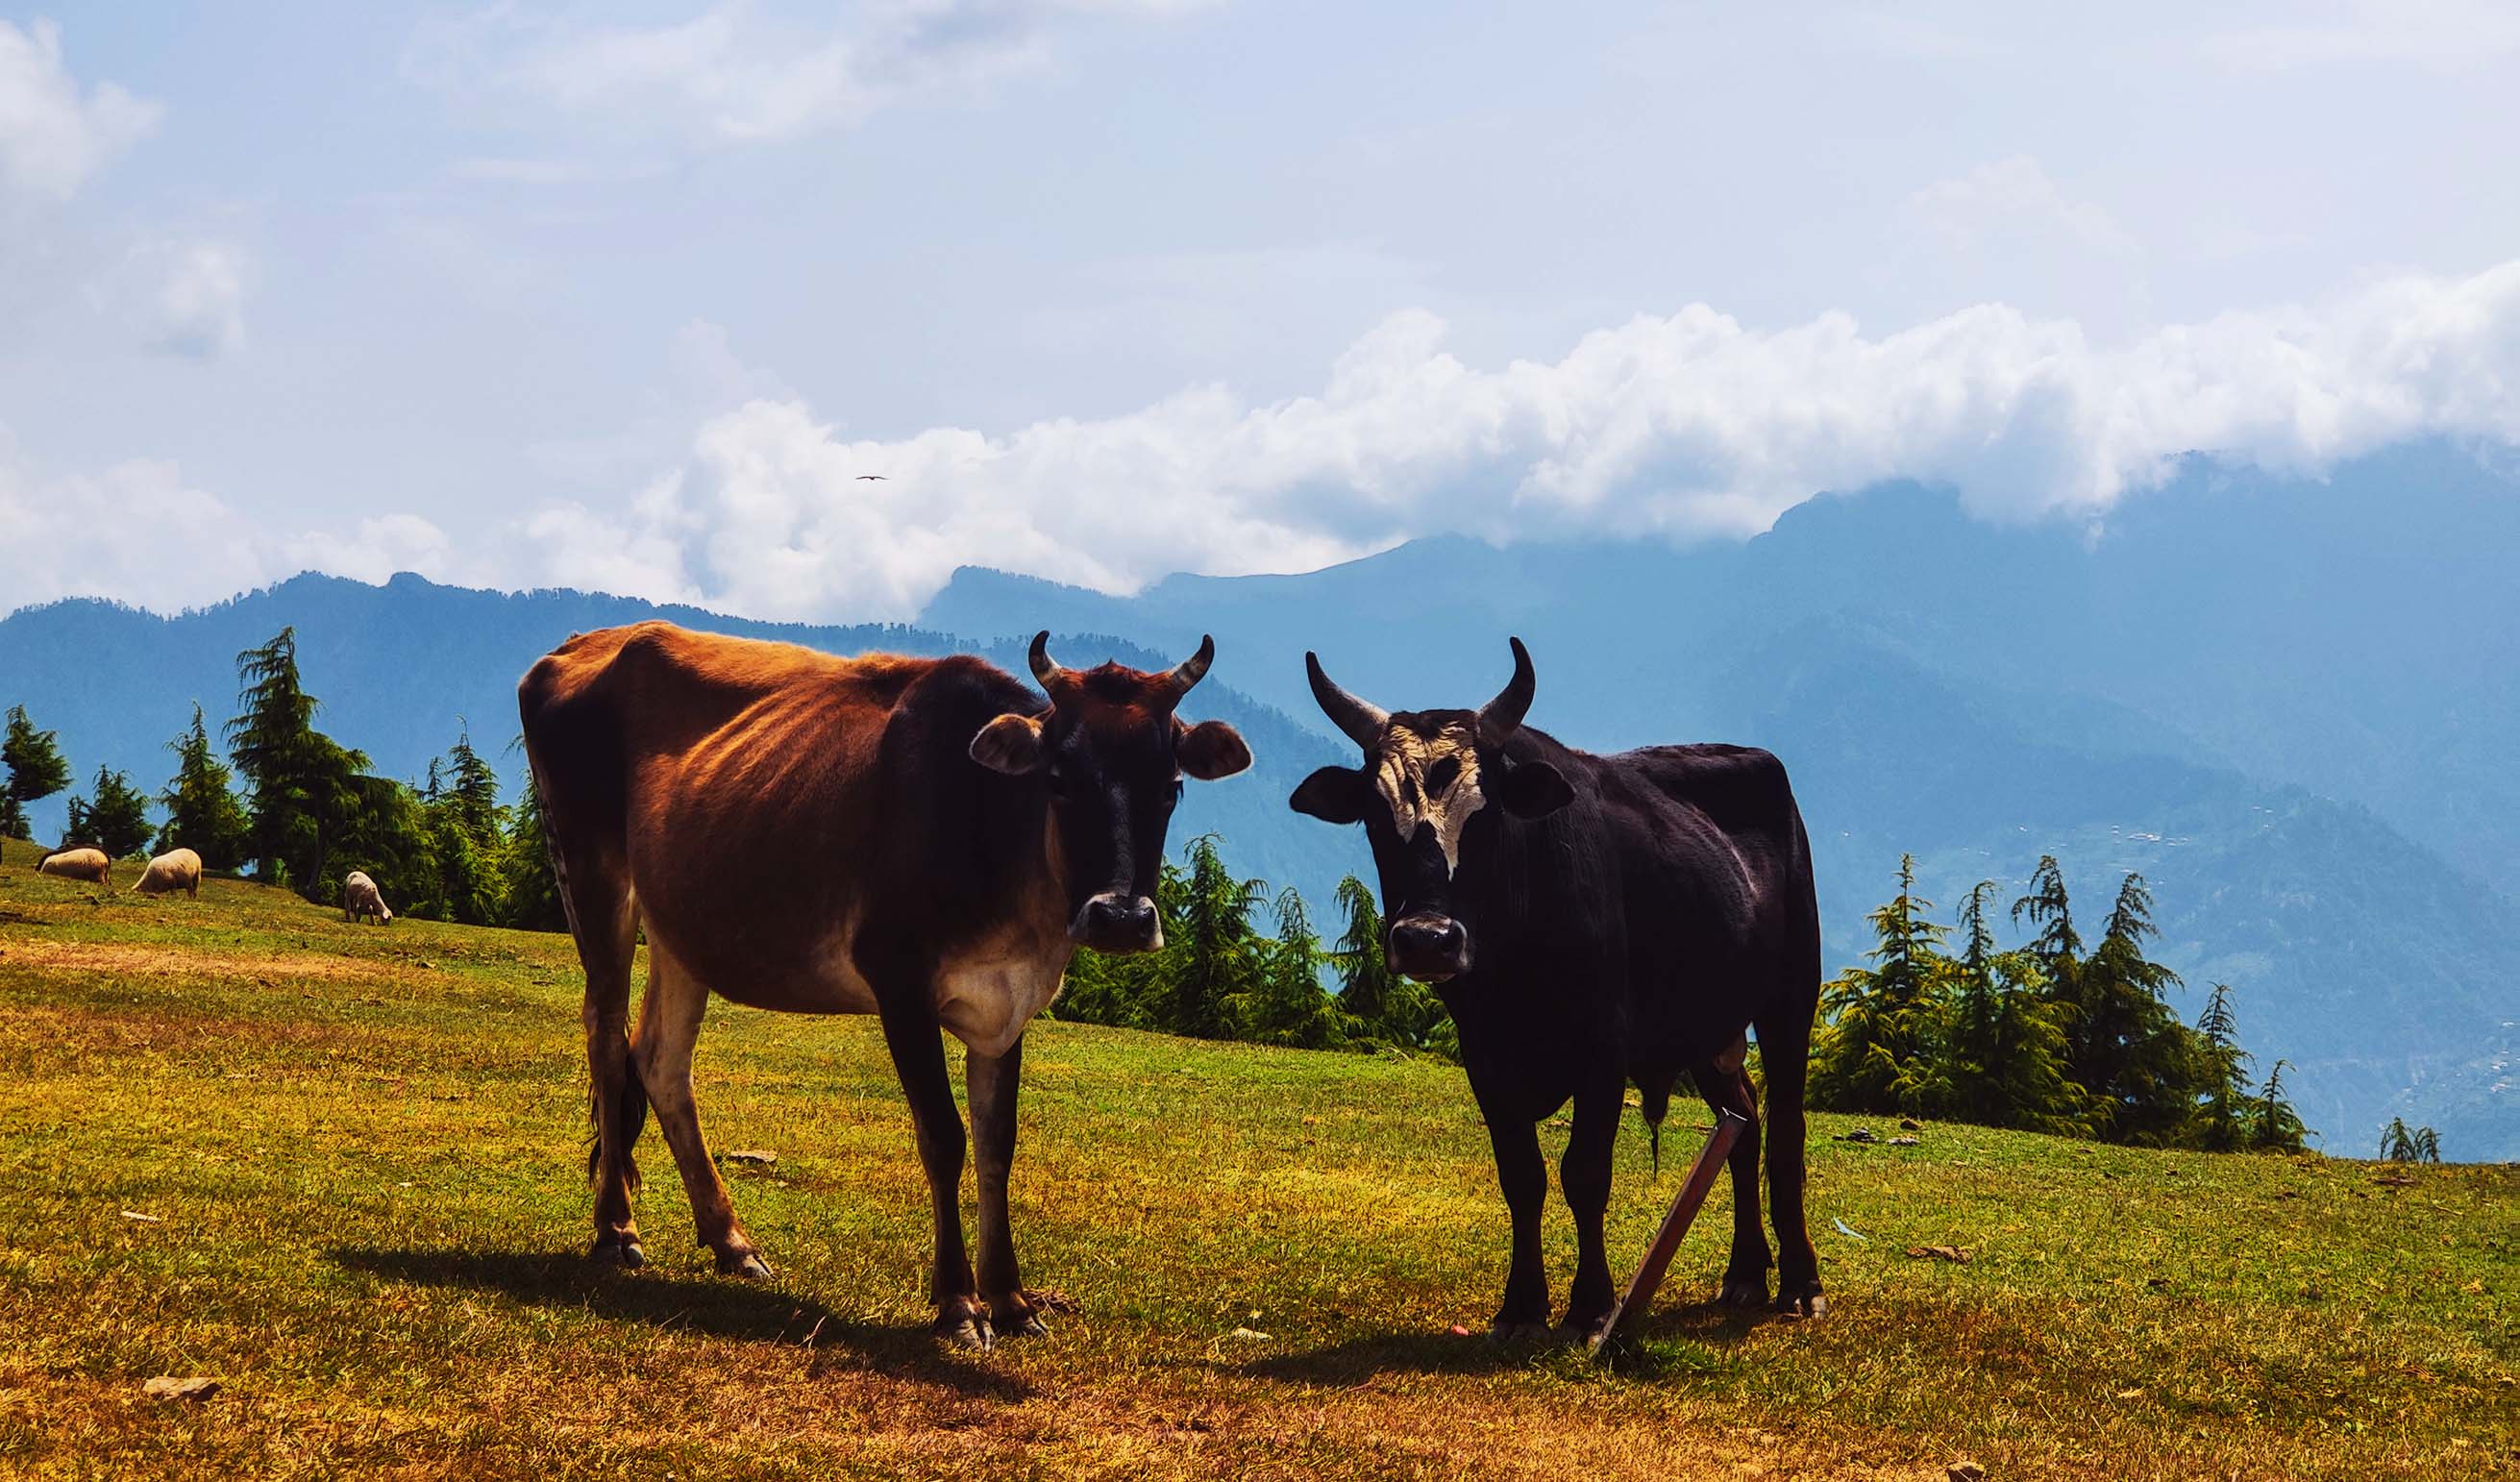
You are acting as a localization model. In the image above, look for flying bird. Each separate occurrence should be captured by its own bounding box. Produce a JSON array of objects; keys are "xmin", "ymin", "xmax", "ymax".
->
[{"xmin": 856, "ymin": 474, "xmax": 887, "ymax": 481}]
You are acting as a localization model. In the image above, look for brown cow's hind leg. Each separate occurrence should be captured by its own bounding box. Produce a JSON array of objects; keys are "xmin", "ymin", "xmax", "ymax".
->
[
  {"xmin": 565, "ymin": 859, "xmax": 646, "ymax": 1269},
  {"xmin": 633, "ymin": 941, "xmax": 769, "ymax": 1278}
]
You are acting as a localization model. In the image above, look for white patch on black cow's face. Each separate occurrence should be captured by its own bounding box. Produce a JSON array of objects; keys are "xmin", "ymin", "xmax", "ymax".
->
[{"xmin": 1372, "ymin": 722, "xmax": 1486, "ymax": 876}]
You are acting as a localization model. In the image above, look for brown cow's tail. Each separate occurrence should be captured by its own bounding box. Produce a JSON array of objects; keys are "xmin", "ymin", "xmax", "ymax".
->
[{"xmin": 587, "ymin": 1044, "xmax": 648, "ymax": 1193}]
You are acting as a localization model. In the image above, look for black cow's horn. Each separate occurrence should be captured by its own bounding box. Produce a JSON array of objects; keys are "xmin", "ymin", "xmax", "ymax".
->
[
  {"xmin": 1477, "ymin": 636, "xmax": 1535, "ymax": 745},
  {"xmin": 1306, "ymin": 652, "xmax": 1388, "ymax": 749},
  {"xmin": 1028, "ymin": 630, "xmax": 1065, "ymax": 688},
  {"xmin": 1168, "ymin": 634, "xmax": 1216, "ymax": 697}
]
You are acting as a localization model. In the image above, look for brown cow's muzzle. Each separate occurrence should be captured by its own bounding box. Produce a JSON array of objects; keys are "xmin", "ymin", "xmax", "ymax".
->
[
  {"xmin": 1074, "ymin": 892, "xmax": 1163, "ymax": 953},
  {"xmin": 1387, "ymin": 913, "xmax": 1470, "ymax": 983}
]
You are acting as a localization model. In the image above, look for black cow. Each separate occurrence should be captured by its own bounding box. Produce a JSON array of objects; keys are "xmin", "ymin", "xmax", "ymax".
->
[{"xmin": 1289, "ymin": 638, "xmax": 1824, "ymax": 1334}]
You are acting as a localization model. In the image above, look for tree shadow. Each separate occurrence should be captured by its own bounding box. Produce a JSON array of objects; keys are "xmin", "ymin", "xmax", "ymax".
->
[
  {"xmin": 1240, "ymin": 1297, "xmax": 1781, "ymax": 1387},
  {"xmin": 328, "ymin": 1246, "xmax": 1030, "ymax": 1400}
]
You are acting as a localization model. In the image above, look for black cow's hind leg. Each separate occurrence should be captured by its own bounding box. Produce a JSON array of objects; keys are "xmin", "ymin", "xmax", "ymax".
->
[
  {"xmin": 868, "ymin": 963, "xmax": 987, "ymax": 1346},
  {"xmin": 1484, "ymin": 1116, "xmax": 1551, "ymax": 1340},
  {"xmin": 967, "ymin": 1035, "xmax": 1046, "ymax": 1338},
  {"xmin": 1756, "ymin": 1010, "xmax": 1824, "ymax": 1318},
  {"xmin": 1696, "ymin": 1047, "xmax": 1770, "ymax": 1307},
  {"xmin": 1557, "ymin": 1068, "xmax": 1624, "ymax": 1339}
]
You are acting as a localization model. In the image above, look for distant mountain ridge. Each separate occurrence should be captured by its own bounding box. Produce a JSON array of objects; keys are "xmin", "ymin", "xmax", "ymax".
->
[{"xmin": 3, "ymin": 441, "xmax": 2512, "ymax": 1155}]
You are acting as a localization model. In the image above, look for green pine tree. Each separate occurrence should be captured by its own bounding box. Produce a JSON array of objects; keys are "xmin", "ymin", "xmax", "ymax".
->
[
  {"xmin": 63, "ymin": 765, "xmax": 155, "ymax": 859},
  {"xmin": 1810, "ymin": 854, "xmax": 1953, "ymax": 1116},
  {"xmin": 1, "ymin": 704, "xmax": 72, "ymax": 841},
  {"xmin": 1229, "ymin": 887, "xmax": 1347, "ymax": 1049},
  {"xmin": 499, "ymin": 761, "xmax": 569, "ymax": 931},
  {"xmin": 1945, "ymin": 879, "xmax": 2089, "ymax": 1134},
  {"xmin": 2192, "ymin": 982, "xmax": 2254, "ymax": 1153},
  {"xmin": 1158, "ymin": 834, "xmax": 1265, "ymax": 1039},
  {"xmin": 157, "ymin": 703, "xmax": 252, "ymax": 868},
  {"xmin": 2075, "ymin": 873, "xmax": 2204, "ymax": 1145},
  {"xmin": 2250, "ymin": 1060, "xmax": 2310, "ymax": 1154}
]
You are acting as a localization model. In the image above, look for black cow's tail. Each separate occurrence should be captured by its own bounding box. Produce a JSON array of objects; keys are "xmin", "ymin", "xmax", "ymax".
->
[{"xmin": 1636, "ymin": 1067, "xmax": 1681, "ymax": 1173}]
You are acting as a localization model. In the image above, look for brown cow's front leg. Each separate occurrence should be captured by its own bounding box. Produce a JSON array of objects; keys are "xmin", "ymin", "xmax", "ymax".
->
[
  {"xmin": 872, "ymin": 980, "xmax": 987, "ymax": 1346},
  {"xmin": 1558, "ymin": 1069, "xmax": 1623, "ymax": 1339},
  {"xmin": 1484, "ymin": 1116, "xmax": 1551, "ymax": 1341},
  {"xmin": 966, "ymin": 1036, "xmax": 1047, "ymax": 1338}
]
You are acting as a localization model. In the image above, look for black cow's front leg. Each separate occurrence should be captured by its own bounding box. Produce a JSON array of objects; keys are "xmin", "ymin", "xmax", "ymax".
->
[
  {"xmin": 872, "ymin": 980, "xmax": 988, "ymax": 1347},
  {"xmin": 966, "ymin": 1035, "xmax": 1047, "ymax": 1339},
  {"xmin": 1484, "ymin": 1116, "xmax": 1550, "ymax": 1340},
  {"xmin": 1557, "ymin": 1069, "xmax": 1623, "ymax": 1339}
]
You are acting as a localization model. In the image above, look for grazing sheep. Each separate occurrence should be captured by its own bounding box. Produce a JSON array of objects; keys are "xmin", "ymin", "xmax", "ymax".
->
[
  {"xmin": 132, "ymin": 848, "xmax": 204, "ymax": 898},
  {"xmin": 342, "ymin": 870, "xmax": 393, "ymax": 925},
  {"xmin": 36, "ymin": 847, "xmax": 111, "ymax": 888}
]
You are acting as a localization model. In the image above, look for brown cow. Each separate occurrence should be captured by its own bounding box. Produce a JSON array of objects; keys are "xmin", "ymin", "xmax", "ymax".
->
[
  {"xmin": 132, "ymin": 848, "xmax": 203, "ymax": 898},
  {"xmin": 519, "ymin": 622, "xmax": 1249, "ymax": 1346},
  {"xmin": 342, "ymin": 870, "xmax": 392, "ymax": 925},
  {"xmin": 36, "ymin": 846, "xmax": 111, "ymax": 888}
]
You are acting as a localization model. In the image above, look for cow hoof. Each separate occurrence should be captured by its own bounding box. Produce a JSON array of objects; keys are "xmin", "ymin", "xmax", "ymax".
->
[
  {"xmin": 1773, "ymin": 1289, "xmax": 1826, "ymax": 1320},
  {"xmin": 935, "ymin": 1311, "xmax": 995, "ymax": 1350},
  {"xmin": 1718, "ymin": 1275, "xmax": 1770, "ymax": 1307},
  {"xmin": 1488, "ymin": 1319, "xmax": 1551, "ymax": 1345},
  {"xmin": 589, "ymin": 1235, "xmax": 647, "ymax": 1271},
  {"xmin": 993, "ymin": 1306, "xmax": 1050, "ymax": 1340},
  {"xmin": 1556, "ymin": 1311, "xmax": 1613, "ymax": 1345},
  {"xmin": 717, "ymin": 1249, "xmax": 774, "ymax": 1280}
]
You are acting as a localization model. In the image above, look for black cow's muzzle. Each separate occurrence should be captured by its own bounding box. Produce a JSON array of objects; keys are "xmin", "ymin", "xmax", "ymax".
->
[
  {"xmin": 1073, "ymin": 891, "xmax": 1163, "ymax": 953},
  {"xmin": 1387, "ymin": 913, "xmax": 1470, "ymax": 983}
]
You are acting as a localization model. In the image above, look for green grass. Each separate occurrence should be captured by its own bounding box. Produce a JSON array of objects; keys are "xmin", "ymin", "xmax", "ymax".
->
[{"xmin": 1, "ymin": 836, "xmax": 2511, "ymax": 1479}]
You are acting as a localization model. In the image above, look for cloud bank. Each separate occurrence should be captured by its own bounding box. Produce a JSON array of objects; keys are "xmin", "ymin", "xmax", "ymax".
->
[
  {"xmin": 12, "ymin": 260, "xmax": 2520, "ymax": 622},
  {"xmin": 507, "ymin": 259, "xmax": 2520, "ymax": 621}
]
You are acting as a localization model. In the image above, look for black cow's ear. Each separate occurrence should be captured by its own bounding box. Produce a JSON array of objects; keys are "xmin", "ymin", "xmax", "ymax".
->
[
  {"xmin": 1495, "ymin": 759, "xmax": 1573, "ymax": 818},
  {"xmin": 1176, "ymin": 719, "xmax": 1252, "ymax": 780},
  {"xmin": 970, "ymin": 713, "xmax": 1046, "ymax": 775},
  {"xmin": 1290, "ymin": 766, "xmax": 1371, "ymax": 824}
]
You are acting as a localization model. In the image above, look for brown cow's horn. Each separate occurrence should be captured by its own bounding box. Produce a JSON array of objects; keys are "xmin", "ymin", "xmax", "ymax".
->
[
  {"xmin": 1477, "ymin": 636, "xmax": 1535, "ymax": 745},
  {"xmin": 1028, "ymin": 630, "xmax": 1064, "ymax": 688},
  {"xmin": 1168, "ymin": 634, "xmax": 1216, "ymax": 697},
  {"xmin": 1306, "ymin": 652, "xmax": 1388, "ymax": 749}
]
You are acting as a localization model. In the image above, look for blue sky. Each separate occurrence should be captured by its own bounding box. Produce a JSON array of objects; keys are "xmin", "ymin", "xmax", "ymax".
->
[{"xmin": 6, "ymin": 1, "xmax": 2520, "ymax": 619}]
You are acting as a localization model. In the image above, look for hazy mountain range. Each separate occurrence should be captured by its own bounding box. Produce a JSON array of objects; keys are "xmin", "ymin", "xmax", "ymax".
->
[{"xmin": 4, "ymin": 440, "xmax": 2512, "ymax": 1157}]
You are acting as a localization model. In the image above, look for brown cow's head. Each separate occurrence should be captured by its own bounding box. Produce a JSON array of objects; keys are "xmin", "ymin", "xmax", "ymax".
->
[
  {"xmin": 969, "ymin": 631, "xmax": 1250, "ymax": 952},
  {"xmin": 1287, "ymin": 638, "xmax": 1573, "ymax": 981}
]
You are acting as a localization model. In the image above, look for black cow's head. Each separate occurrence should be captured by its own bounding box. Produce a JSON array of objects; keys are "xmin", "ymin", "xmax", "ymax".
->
[
  {"xmin": 970, "ymin": 631, "xmax": 1251, "ymax": 953},
  {"xmin": 1288, "ymin": 638, "xmax": 1573, "ymax": 981}
]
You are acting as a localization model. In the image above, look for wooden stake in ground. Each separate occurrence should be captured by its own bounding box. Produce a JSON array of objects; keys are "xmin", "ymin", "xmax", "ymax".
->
[{"xmin": 1590, "ymin": 1107, "xmax": 1751, "ymax": 1358}]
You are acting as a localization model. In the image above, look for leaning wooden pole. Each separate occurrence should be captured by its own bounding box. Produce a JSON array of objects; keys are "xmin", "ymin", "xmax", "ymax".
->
[{"xmin": 1589, "ymin": 1107, "xmax": 1751, "ymax": 1357}]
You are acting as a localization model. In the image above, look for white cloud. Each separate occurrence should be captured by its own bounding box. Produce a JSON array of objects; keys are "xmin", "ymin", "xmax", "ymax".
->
[
  {"xmin": 2206, "ymin": 0, "xmax": 2520, "ymax": 73},
  {"xmin": 1906, "ymin": 155, "xmax": 2136, "ymax": 258},
  {"xmin": 0, "ymin": 433, "xmax": 460, "ymax": 615},
  {"xmin": 508, "ymin": 260, "xmax": 2520, "ymax": 622},
  {"xmin": 0, "ymin": 19, "xmax": 161, "ymax": 203},
  {"xmin": 144, "ymin": 241, "xmax": 249, "ymax": 359},
  {"xmin": 422, "ymin": 0, "xmax": 1212, "ymax": 145}
]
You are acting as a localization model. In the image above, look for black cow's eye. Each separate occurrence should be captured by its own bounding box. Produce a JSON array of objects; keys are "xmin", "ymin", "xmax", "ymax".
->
[
  {"xmin": 1426, "ymin": 755, "xmax": 1462, "ymax": 795},
  {"xmin": 1401, "ymin": 776, "xmax": 1420, "ymax": 806}
]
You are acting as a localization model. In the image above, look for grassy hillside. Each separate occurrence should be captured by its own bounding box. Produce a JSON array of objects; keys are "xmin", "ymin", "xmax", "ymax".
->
[{"xmin": 1, "ymin": 840, "xmax": 2511, "ymax": 1479}]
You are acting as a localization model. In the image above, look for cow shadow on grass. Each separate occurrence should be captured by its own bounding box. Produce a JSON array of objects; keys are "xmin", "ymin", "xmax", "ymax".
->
[
  {"xmin": 1241, "ymin": 1298, "xmax": 1777, "ymax": 1387},
  {"xmin": 327, "ymin": 1246, "xmax": 1028, "ymax": 1400}
]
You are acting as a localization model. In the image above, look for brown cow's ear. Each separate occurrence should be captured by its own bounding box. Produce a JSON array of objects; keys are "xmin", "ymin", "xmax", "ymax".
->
[
  {"xmin": 1290, "ymin": 765, "xmax": 1372, "ymax": 824},
  {"xmin": 970, "ymin": 713, "xmax": 1047, "ymax": 775},
  {"xmin": 1176, "ymin": 719, "xmax": 1251, "ymax": 780}
]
